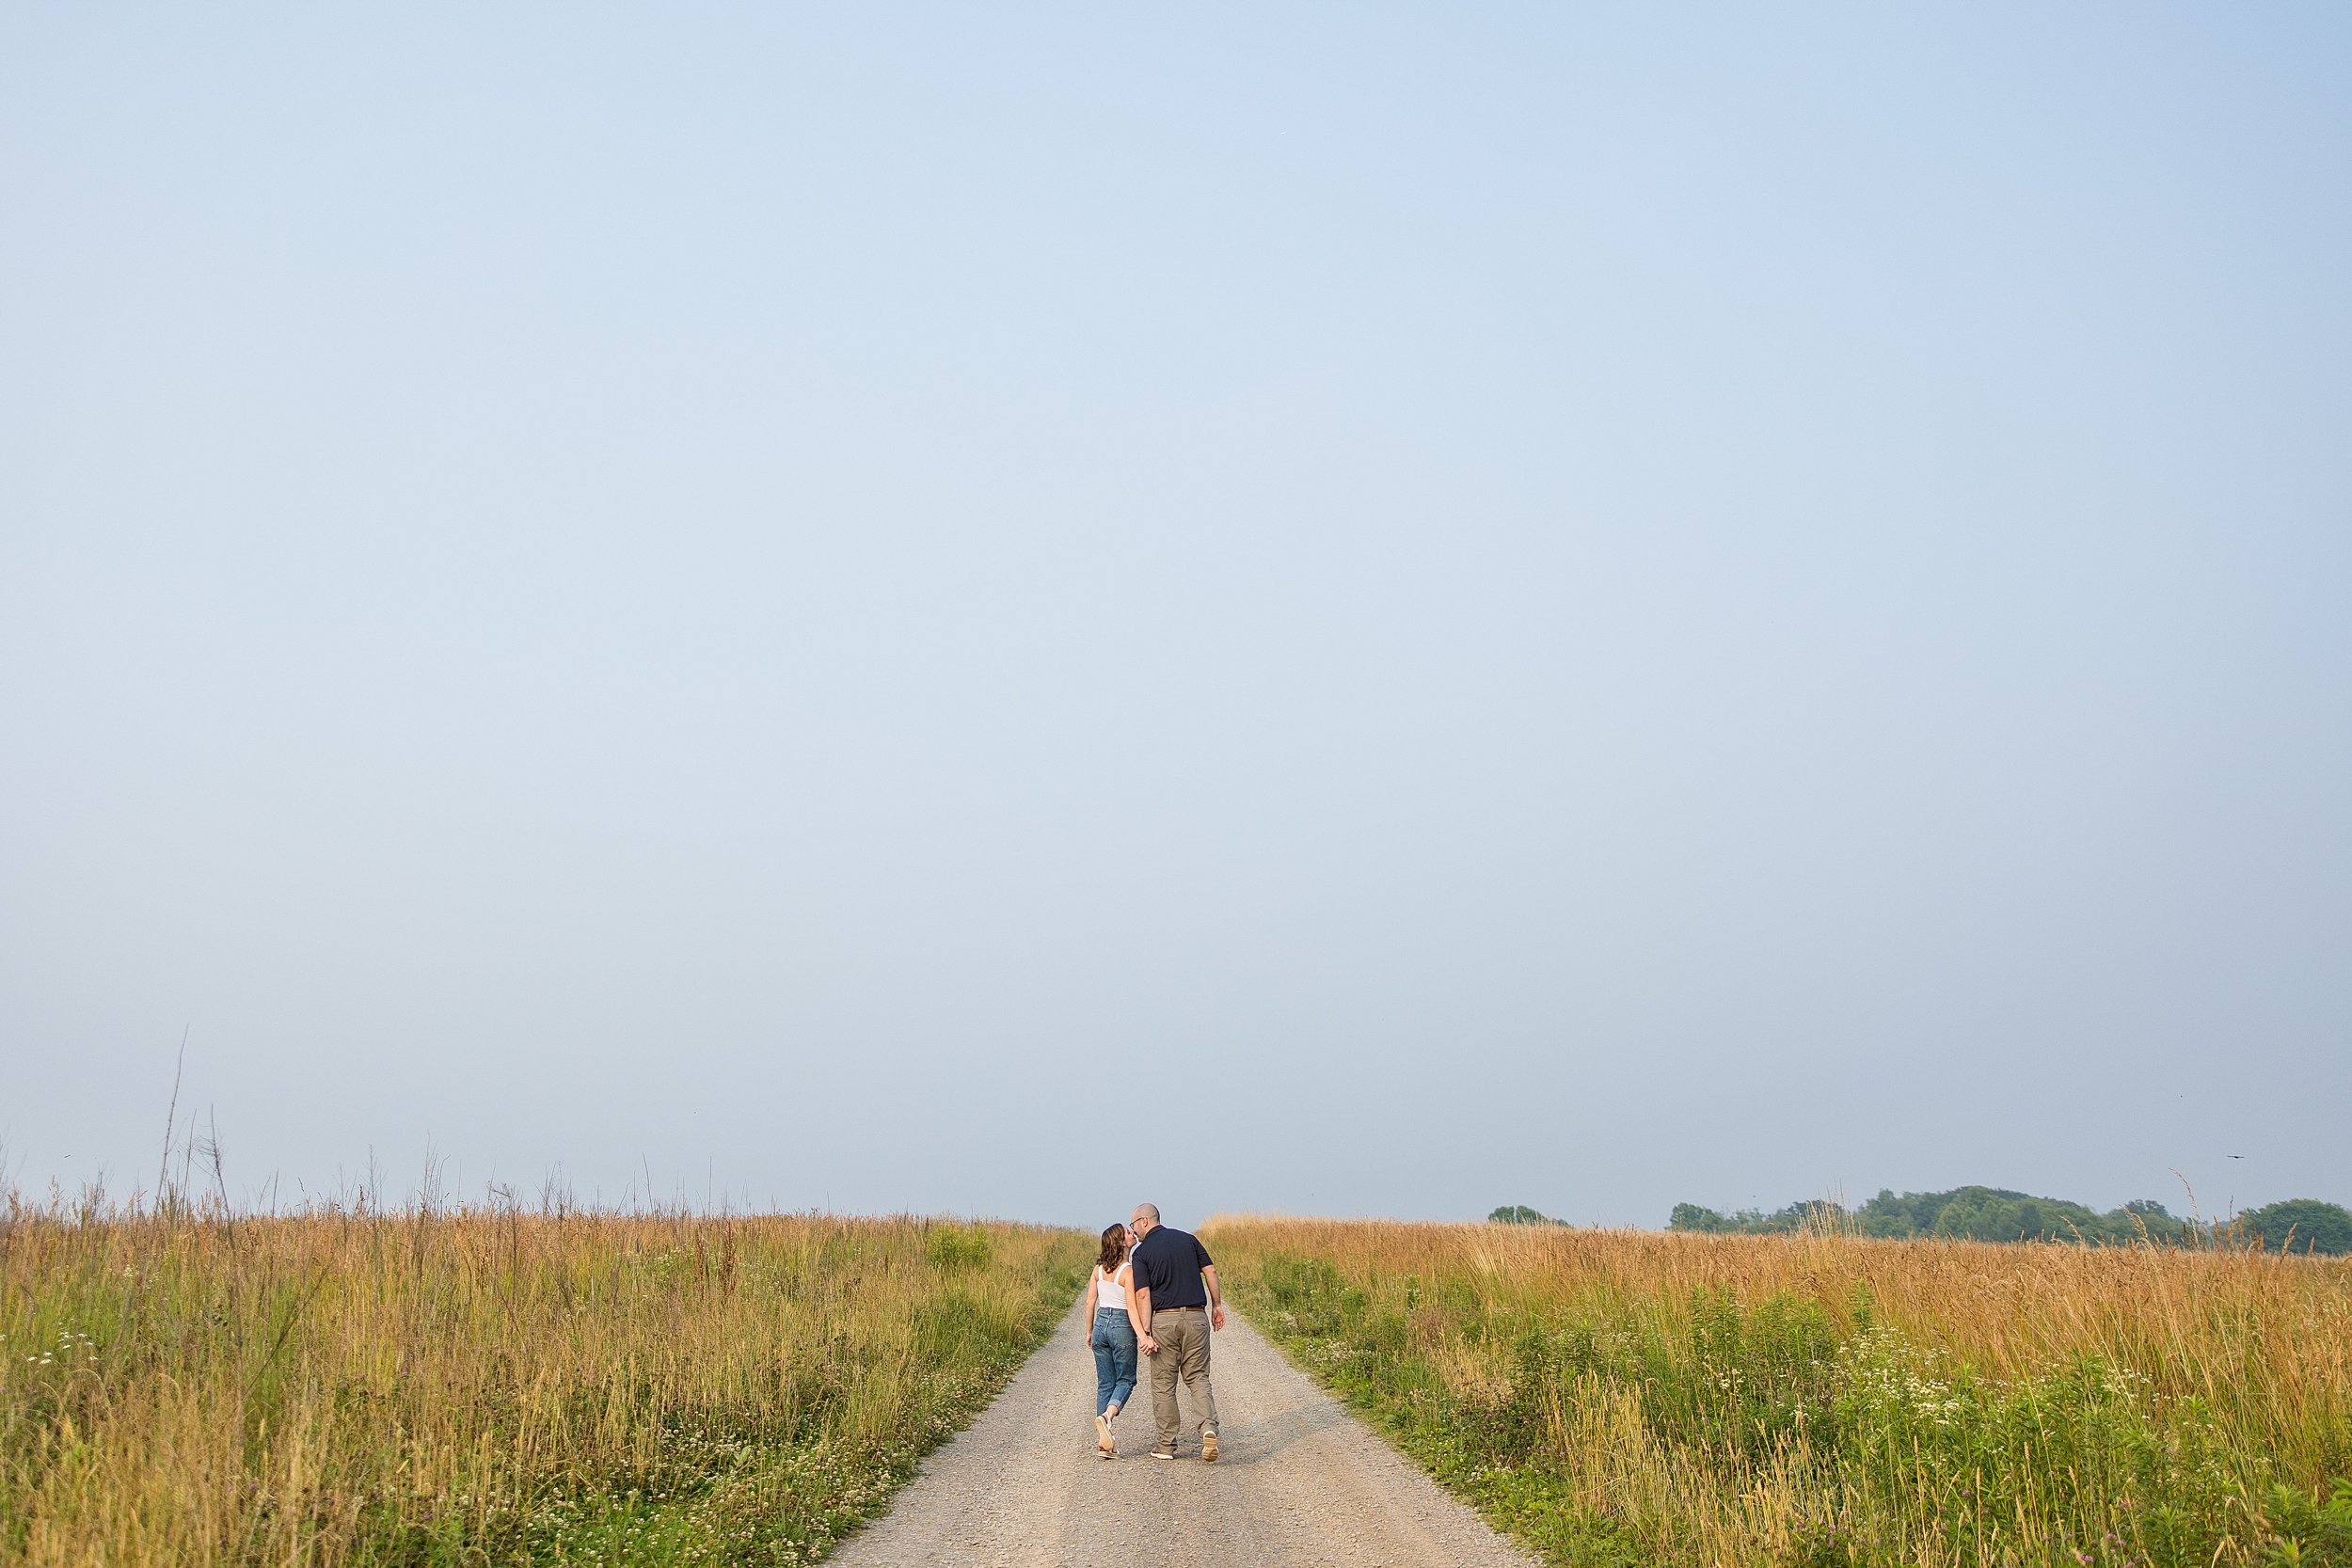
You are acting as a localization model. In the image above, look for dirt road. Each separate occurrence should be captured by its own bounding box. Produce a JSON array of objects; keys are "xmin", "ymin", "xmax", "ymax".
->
[{"xmin": 827, "ymin": 1297, "xmax": 1537, "ymax": 1567}]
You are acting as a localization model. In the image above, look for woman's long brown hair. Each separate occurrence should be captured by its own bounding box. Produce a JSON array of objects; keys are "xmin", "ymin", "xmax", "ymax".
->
[{"xmin": 1096, "ymin": 1224, "xmax": 1129, "ymax": 1273}]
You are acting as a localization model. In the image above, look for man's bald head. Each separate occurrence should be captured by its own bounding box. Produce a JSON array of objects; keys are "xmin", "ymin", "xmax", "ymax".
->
[{"xmin": 1131, "ymin": 1202, "xmax": 1161, "ymax": 1233}]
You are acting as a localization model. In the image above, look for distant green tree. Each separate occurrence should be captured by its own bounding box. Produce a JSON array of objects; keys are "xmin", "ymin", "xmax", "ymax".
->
[
  {"xmin": 2111, "ymin": 1199, "xmax": 2192, "ymax": 1243},
  {"xmin": 1669, "ymin": 1200, "xmax": 1845, "ymax": 1235},
  {"xmin": 1488, "ymin": 1204, "xmax": 1556, "ymax": 1226},
  {"xmin": 1759, "ymin": 1200, "xmax": 1845, "ymax": 1234},
  {"xmin": 2237, "ymin": 1199, "xmax": 2352, "ymax": 1256},
  {"xmin": 1672, "ymin": 1186, "xmax": 2205, "ymax": 1245},
  {"xmin": 1854, "ymin": 1185, "xmax": 2193, "ymax": 1244},
  {"xmin": 1922, "ymin": 1188, "xmax": 2093, "ymax": 1242}
]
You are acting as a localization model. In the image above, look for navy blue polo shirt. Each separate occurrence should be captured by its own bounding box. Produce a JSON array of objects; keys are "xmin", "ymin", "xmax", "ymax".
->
[{"xmin": 1130, "ymin": 1225, "xmax": 1215, "ymax": 1310}]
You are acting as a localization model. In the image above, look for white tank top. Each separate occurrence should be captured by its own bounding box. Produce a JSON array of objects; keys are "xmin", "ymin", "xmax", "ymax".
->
[{"xmin": 1094, "ymin": 1261, "xmax": 1130, "ymax": 1311}]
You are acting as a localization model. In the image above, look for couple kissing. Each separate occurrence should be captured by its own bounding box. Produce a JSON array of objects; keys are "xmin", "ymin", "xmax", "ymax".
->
[{"xmin": 1079, "ymin": 1202, "xmax": 1222, "ymax": 1462}]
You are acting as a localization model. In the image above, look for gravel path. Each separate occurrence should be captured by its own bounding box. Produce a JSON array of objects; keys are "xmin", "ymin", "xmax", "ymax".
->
[{"xmin": 827, "ymin": 1297, "xmax": 1538, "ymax": 1567}]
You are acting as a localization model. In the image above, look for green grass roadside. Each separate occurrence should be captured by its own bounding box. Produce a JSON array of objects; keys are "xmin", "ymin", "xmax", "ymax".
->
[
  {"xmin": 2, "ymin": 1208, "xmax": 1089, "ymax": 1567},
  {"xmin": 1209, "ymin": 1218, "xmax": 2352, "ymax": 1568},
  {"xmin": 520, "ymin": 1230, "xmax": 1081, "ymax": 1566}
]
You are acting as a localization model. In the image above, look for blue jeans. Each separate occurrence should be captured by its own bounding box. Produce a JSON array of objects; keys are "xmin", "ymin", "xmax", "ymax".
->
[{"xmin": 1090, "ymin": 1307, "xmax": 1136, "ymax": 1416}]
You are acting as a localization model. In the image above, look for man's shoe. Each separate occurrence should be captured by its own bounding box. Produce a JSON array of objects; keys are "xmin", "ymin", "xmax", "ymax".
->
[
  {"xmin": 1200, "ymin": 1429, "xmax": 1219, "ymax": 1464},
  {"xmin": 1150, "ymin": 1445, "xmax": 1177, "ymax": 1461},
  {"xmin": 1095, "ymin": 1415, "xmax": 1116, "ymax": 1455}
]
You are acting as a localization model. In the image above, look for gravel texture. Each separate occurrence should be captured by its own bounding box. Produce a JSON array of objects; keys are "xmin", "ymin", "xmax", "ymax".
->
[{"xmin": 827, "ymin": 1295, "xmax": 1539, "ymax": 1566}]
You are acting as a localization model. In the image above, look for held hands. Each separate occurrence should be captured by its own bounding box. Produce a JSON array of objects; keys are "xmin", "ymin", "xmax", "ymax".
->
[{"xmin": 1139, "ymin": 1334, "xmax": 1159, "ymax": 1355}]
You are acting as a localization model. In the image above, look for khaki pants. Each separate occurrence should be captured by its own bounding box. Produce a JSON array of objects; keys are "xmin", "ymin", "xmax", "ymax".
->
[{"xmin": 1147, "ymin": 1306, "xmax": 1217, "ymax": 1448}]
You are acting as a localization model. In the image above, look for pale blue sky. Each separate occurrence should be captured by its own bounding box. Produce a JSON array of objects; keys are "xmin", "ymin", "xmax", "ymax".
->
[{"xmin": 4, "ymin": 5, "xmax": 2347, "ymax": 1227}]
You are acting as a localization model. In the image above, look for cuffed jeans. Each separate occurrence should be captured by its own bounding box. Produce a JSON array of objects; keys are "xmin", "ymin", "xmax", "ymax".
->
[
  {"xmin": 1147, "ymin": 1306, "xmax": 1217, "ymax": 1447},
  {"xmin": 1090, "ymin": 1307, "xmax": 1136, "ymax": 1416}
]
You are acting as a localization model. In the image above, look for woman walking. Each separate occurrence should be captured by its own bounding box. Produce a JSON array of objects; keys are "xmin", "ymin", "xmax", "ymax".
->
[{"xmin": 1081, "ymin": 1223, "xmax": 1138, "ymax": 1456}]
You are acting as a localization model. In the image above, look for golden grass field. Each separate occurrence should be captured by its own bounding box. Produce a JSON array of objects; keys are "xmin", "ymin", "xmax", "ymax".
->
[
  {"xmin": 1205, "ymin": 1217, "xmax": 2352, "ymax": 1568},
  {"xmin": 11, "ymin": 1195, "xmax": 2346, "ymax": 1567},
  {"xmin": 0, "ymin": 1198, "xmax": 1088, "ymax": 1566}
]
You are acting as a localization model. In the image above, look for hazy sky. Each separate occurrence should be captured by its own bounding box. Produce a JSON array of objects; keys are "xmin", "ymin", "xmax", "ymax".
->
[{"xmin": 4, "ymin": 6, "xmax": 2347, "ymax": 1228}]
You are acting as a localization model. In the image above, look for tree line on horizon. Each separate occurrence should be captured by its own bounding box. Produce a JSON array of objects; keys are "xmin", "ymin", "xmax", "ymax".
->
[{"xmin": 1488, "ymin": 1189, "xmax": 2352, "ymax": 1255}]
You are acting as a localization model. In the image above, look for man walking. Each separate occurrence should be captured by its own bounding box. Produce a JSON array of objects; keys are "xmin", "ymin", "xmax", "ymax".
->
[{"xmin": 1124, "ymin": 1202, "xmax": 1223, "ymax": 1462}]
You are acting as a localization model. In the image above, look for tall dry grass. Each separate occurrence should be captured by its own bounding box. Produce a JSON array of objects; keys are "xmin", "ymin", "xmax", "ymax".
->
[
  {"xmin": 1, "ymin": 1194, "xmax": 1087, "ymax": 1566},
  {"xmin": 1207, "ymin": 1217, "xmax": 2352, "ymax": 1568}
]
